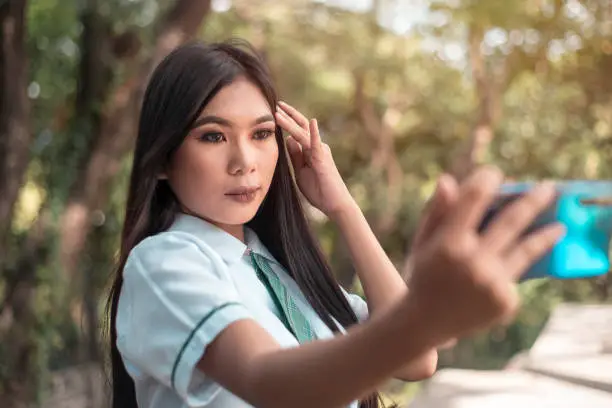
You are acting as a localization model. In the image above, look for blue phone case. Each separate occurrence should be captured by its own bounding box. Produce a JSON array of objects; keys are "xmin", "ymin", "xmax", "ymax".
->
[{"xmin": 478, "ymin": 181, "xmax": 612, "ymax": 281}]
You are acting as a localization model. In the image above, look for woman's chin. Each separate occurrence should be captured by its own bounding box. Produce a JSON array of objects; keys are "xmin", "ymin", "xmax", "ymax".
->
[{"xmin": 215, "ymin": 205, "xmax": 261, "ymax": 226}]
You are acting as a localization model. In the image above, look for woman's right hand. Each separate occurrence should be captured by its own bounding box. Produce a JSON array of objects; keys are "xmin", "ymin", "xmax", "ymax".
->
[{"xmin": 404, "ymin": 166, "xmax": 564, "ymax": 344}]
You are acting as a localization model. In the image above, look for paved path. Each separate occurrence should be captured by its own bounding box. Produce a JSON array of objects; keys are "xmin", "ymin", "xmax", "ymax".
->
[
  {"xmin": 525, "ymin": 304, "xmax": 612, "ymax": 393},
  {"xmin": 409, "ymin": 369, "xmax": 612, "ymax": 408},
  {"xmin": 408, "ymin": 304, "xmax": 612, "ymax": 407}
]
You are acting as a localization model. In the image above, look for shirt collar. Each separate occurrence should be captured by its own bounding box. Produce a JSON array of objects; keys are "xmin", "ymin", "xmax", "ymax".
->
[
  {"xmin": 244, "ymin": 228, "xmax": 279, "ymax": 265},
  {"xmin": 169, "ymin": 213, "xmax": 279, "ymax": 266},
  {"xmin": 169, "ymin": 213, "xmax": 247, "ymax": 265}
]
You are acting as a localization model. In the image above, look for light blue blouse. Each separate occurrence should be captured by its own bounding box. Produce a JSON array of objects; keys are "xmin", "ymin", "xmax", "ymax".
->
[{"xmin": 116, "ymin": 213, "xmax": 369, "ymax": 408}]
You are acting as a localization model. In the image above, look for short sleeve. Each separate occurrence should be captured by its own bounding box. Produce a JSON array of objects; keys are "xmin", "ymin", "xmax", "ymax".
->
[
  {"xmin": 116, "ymin": 232, "xmax": 253, "ymax": 405},
  {"xmin": 341, "ymin": 287, "xmax": 369, "ymax": 322}
]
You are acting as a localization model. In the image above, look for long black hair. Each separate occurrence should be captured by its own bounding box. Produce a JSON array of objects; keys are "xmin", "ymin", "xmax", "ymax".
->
[{"xmin": 105, "ymin": 39, "xmax": 384, "ymax": 408}]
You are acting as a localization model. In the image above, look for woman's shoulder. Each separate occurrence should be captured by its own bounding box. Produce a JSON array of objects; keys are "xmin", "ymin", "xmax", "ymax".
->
[
  {"xmin": 125, "ymin": 230, "xmax": 221, "ymax": 278},
  {"xmin": 133, "ymin": 229, "xmax": 208, "ymax": 253},
  {"xmin": 133, "ymin": 229, "xmax": 214, "ymax": 257}
]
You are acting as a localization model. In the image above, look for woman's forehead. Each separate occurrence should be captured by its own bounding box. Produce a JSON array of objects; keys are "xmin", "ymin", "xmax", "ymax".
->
[{"xmin": 201, "ymin": 78, "xmax": 272, "ymax": 120}]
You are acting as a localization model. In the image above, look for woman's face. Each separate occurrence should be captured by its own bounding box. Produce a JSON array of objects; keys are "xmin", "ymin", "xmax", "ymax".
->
[{"xmin": 164, "ymin": 76, "xmax": 279, "ymax": 236}]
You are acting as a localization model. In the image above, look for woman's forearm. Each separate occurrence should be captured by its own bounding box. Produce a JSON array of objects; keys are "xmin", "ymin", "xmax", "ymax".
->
[
  {"xmin": 331, "ymin": 202, "xmax": 439, "ymax": 381},
  {"xmin": 246, "ymin": 299, "xmax": 437, "ymax": 408},
  {"xmin": 331, "ymin": 202, "xmax": 407, "ymax": 314}
]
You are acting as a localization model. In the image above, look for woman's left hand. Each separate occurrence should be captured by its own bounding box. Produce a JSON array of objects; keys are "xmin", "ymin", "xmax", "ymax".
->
[{"xmin": 275, "ymin": 101, "xmax": 355, "ymax": 219}]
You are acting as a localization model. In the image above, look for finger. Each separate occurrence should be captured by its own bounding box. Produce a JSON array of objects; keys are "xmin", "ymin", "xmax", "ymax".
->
[
  {"xmin": 505, "ymin": 223, "xmax": 566, "ymax": 280},
  {"xmin": 275, "ymin": 109, "xmax": 310, "ymax": 148},
  {"xmin": 495, "ymin": 282, "xmax": 521, "ymax": 326},
  {"xmin": 481, "ymin": 181, "xmax": 557, "ymax": 252},
  {"xmin": 413, "ymin": 174, "xmax": 459, "ymax": 246},
  {"xmin": 309, "ymin": 119, "xmax": 324, "ymax": 160},
  {"xmin": 278, "ymin": 101, "xmax": 309, "ymax": 131},
  {"xmin": 438, "ymin": 338, "xmax": 458, "ymax": 350},
  {"xmin": 444, "ymin": 166, "xmax": 504, "ymax": 233},
  {"xmin": 286, "ymin": 136, "xmax": 305, "ymax": 169},
  {"xmin": 426, "ymin": 174, "xmax": 459, "ymax": 221}
]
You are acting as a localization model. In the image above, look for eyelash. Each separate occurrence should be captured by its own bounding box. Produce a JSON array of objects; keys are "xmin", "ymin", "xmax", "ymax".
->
[
  {"xmin": 254, "ymin": 129, "xmax": 275, "ymax": 140},
  {"xmin": 199, "ymin": 132, "xmax": 224, "ymax": 143},
  {"xmin": 198, "ymin": 129, "xmax": 275, "ymax": 143}
]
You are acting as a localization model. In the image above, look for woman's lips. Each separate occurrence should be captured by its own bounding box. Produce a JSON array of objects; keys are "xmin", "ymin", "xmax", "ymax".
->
[{"xmin": 225, "ymin": 186, "xmax": 261, "ymax": 203}]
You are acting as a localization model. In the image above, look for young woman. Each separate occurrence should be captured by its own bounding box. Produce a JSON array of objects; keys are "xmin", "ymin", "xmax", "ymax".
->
[{"xmin": 105, "ymin": 39, "xmax": 564, "ymax": 408}]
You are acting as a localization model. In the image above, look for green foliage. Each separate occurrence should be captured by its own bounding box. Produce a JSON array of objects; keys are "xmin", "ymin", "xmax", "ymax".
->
[{"xmin": 4, "ymin": 0, "xmax": 612, "ymax": 404}]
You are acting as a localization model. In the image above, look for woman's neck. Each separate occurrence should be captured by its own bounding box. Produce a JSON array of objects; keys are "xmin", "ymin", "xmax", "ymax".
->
[
  {"xmin": 217, "ymin": 223, "xmax": 245, "ymax": 243},
  {"xmin": 178, "ymin": 207, "xmax": 246, "ymax": 243}
]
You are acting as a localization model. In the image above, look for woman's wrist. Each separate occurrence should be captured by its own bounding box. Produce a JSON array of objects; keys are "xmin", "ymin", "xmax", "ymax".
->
[
  {"xmin": 327, "ymin": 198, "xmax": 361, "ymax": 226},
  {"xmin": 367, "ymin": 292, "xmax": 447, "ymax": 363}
]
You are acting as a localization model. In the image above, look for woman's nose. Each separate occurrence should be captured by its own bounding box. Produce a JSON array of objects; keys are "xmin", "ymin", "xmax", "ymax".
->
[{"xmin": 228, "ymin": 140, "xmax": 257, "ymax": 175}]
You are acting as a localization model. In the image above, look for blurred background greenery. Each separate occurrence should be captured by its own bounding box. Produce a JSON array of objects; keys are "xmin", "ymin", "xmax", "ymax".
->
[{"xmin": 1, "ymin": 0, "xmax": 611, "ymax": 406}]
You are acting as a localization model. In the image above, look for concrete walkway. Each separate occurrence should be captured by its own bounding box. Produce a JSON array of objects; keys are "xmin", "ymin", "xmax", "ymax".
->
[
  {"xmin": 408, "ymin": 304, "xmax": 612, "ymax": 408},
  {"xmin": 525, "ymin": 304, "xmax": 612, "ymax": 393},
  {"xmin": 409, "ymin": 369, "xmax": 612, "ymax": 408}
]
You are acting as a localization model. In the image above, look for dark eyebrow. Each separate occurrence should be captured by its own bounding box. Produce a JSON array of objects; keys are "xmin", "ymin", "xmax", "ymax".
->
[
  {"xmin": 191, "ymin": 115, "xmax": 231, "ymax": 129},
  {"xmin": 191, "ymin": 114, "xmax": 275, "ymax": 130},
  {"xmin": 253, "ymin": 114, "xmax": 275, "ymax": 125}
]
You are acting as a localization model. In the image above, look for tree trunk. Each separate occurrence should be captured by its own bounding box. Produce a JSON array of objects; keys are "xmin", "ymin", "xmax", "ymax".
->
[
  {"xmin": 0, "ymin": 209, "xmax": 51, "ymax": 407},
  {"xmin": 0, "ymin": 0, "xmax": 30, "ymax": 260},
  {"xmin": 59, "ymin": 0, "xmax": 212, "ymax": 279},
  {"xmin": 451, "ymin": 23, "xmax": 496, "ymax": 182},
  {"xmin": 56, "ymin": 4, "xmax": 211, "ymax": 404},
  {"xmin": 333, "ymin": 0, "xmax": 404, "ymax": 289},
  {"xmin": 0, "ymin": 1, "xmax": 36, "ymax": 405},
  {"xmin": 353, "ymin": 70, "xmax": 404, "ymax": 236},
  {"xmin": 0, "ymin": 1, "xmax": 211, "ymax": 405},
  {"xmin": 68, "ymin": 0, "xmax": 116, "ymax": 375}
]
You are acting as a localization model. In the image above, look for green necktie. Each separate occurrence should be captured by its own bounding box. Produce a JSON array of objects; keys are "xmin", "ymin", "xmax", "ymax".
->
[{"xmin": 248, "ymin": 249, "xmax": 316, "ymax": 343}]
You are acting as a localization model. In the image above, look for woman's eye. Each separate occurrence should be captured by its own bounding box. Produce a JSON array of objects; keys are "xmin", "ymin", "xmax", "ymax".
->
[
  {"xmin": 199, "ymin": 132, "xmax": 225, "ymax": 143},
  {"xmin": 254, "ymin": 129, "xmax": 274, "ymax": 140}
]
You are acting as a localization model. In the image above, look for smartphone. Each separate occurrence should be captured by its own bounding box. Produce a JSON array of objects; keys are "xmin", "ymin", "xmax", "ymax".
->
[{"xmin": 478, "ymin": 181, "xmax": 612, "ymax": 281}]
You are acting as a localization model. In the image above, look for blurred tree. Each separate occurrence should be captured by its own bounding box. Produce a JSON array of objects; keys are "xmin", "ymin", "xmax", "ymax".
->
[
  {"xmin": 58, "ymin": 0, "xmax": 212, "ymax": 291},
  {"xmin": 1, "ymin": 0, "xmax": 612, "ymax": 405},
  {"xmin": 0, "ymin": 0, "xmax": 38, "ymax": 404},
  {"xmin": 0, "ymin": 0, "xmax": 30, "ymax": 255},
  {"xmin": 0, "ymin": 0, "xmax": 212, "ymax": 405}
]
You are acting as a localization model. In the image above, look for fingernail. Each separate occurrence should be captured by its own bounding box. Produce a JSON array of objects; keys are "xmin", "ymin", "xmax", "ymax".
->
[
  {"xmin": 538, "ymin": 181, "xmax": 556, "ymax": 194},
  {"xmin": 438, "ymin": 173, "xmax": 449, "ymax": 186},
  {"xmin": 435, "ymin": 173, "xmax": 450, "ymax": 194},
  {"xmin": 478, "ymin": 165, "xmax": 504, "ymax": 185}
]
